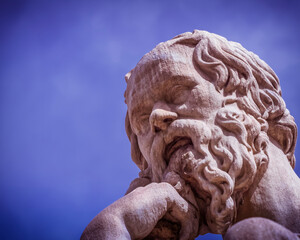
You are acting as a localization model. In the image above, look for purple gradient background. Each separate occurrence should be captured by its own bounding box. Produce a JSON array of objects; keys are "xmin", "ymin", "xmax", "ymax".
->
[{"xmin": 0, "ymin": 1, "xmax": 299, "ymax": 239}]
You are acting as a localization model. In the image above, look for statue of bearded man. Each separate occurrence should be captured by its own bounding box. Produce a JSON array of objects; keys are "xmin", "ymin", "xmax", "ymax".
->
[{"xmin": 81, "ymin": 30, "xmax": 300, "ymax": 239}]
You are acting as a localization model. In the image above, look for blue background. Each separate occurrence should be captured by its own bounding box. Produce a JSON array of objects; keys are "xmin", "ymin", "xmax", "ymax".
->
[{"xmin": 1, "ymin": 0, "xmax": 299, "ymax": 239}]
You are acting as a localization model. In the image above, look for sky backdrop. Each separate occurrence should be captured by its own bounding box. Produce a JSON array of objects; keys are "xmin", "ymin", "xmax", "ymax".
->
[{"xmin": 1, "ymin": 0, "xmax": 300, "ymax": 239}]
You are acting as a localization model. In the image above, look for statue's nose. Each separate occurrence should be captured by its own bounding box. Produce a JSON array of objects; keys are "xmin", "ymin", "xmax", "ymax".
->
[{"xmin": 149, "ymin": 103, "xmax": 178, "ymax": 133}]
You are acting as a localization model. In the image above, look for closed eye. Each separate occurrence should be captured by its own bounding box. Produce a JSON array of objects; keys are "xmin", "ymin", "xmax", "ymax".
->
[{"xmin": 167, "ymin": 85, "xmax": 190, "ymax": 105}]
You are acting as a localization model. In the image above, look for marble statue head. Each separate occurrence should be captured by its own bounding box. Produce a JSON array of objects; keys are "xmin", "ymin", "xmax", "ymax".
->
[{"xmin": 124, "ymin": 30, "xmax": 297, "ymax": 234}]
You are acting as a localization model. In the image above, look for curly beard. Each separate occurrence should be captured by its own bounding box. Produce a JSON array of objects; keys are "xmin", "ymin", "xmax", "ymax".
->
[{"xmin": 160, "ymin": 106, "xmax": 269, "ymax": 235}]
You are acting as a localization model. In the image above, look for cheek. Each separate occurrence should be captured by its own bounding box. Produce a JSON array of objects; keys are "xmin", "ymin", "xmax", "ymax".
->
[
  {"xmin": 190, "ymin": 86, "xmax": 223, "ymax": 119},
  {"xmin": 137, "ymin": 134, "xmax": 153, "ymax": 162}
]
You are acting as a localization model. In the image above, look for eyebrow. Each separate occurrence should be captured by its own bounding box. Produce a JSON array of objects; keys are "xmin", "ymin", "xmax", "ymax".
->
[
  {"xmin": 164, "ymin": 74, "xmax": 198, "ymax": 87},
  {"xmin": 128, "ymin": 73, "xmax": 198, "ymax": 115}
]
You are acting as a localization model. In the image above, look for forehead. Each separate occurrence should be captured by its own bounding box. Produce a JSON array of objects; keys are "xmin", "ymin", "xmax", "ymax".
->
[{"xmin": 126, "ymin": 44, "xmax": 200, "ymax": 107}]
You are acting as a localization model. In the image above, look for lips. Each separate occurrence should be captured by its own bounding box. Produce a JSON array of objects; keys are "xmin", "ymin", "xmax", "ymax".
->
[{"xmin": 164, "ymin": 137, "xmax": 193, "ymax": 163}]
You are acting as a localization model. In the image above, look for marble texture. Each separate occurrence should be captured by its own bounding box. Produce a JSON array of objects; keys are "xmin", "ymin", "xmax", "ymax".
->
[{"xmin": 82, "ymin": 30, "xmax": 299, "ymax": 239}]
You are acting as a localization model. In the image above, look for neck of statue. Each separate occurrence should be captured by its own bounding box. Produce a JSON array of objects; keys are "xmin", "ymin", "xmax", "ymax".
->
[{"xmin": 236, "ymin": 138, "xmax": 300, "ymax": 233}]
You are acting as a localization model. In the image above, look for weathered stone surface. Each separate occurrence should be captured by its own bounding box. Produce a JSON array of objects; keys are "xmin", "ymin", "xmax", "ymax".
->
[
  {"xmin": 224, "ymin": 218, "xmax": 299, "ymax": 240},
  {"xmin": 82, "ymin": 30, "xmax": 300, "ymax": 239}
]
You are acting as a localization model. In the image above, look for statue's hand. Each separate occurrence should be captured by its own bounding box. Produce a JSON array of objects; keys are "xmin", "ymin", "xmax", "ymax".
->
[{"xmin": 81, "ymin": 182, "xmax": 199, "ymax": 240}]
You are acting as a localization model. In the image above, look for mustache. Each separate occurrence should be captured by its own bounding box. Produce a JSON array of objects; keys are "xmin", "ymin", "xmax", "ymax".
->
[{"xmin": 149, "ymin": 119, "xmax": 213, "ymax": 182}]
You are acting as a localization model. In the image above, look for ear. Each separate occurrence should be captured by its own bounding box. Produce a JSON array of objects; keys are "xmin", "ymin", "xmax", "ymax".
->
[{"xmin": 125, "ymin": 112, "xmax": 147, "ymax": 170}]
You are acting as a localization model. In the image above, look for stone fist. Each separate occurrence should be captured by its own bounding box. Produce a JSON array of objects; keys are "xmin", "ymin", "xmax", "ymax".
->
[{"xmin": 81, "ymin": 182, "xmax": 199, "ymax": 240}]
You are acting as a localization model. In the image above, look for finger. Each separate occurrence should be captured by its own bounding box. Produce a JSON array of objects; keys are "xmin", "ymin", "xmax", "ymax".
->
[
  {"xmin": 125, "ymin": 177, "xmax": 151, "ymax": 195},
  {"xmin": 162, "ymin": 172, "xmax": 200, "ymax": 239},
  {"xmin": 161, "ymin": 183, "xmax": 199, "ymax": 239},
  {"xmin": 179, "ymin": 210, "xmax": 199, "ymax": 240}
]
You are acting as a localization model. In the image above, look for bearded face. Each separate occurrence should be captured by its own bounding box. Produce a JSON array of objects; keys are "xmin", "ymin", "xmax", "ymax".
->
[{"xmin": 125, "ymin": 45, "xmax": 270, "ymax": 235}]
